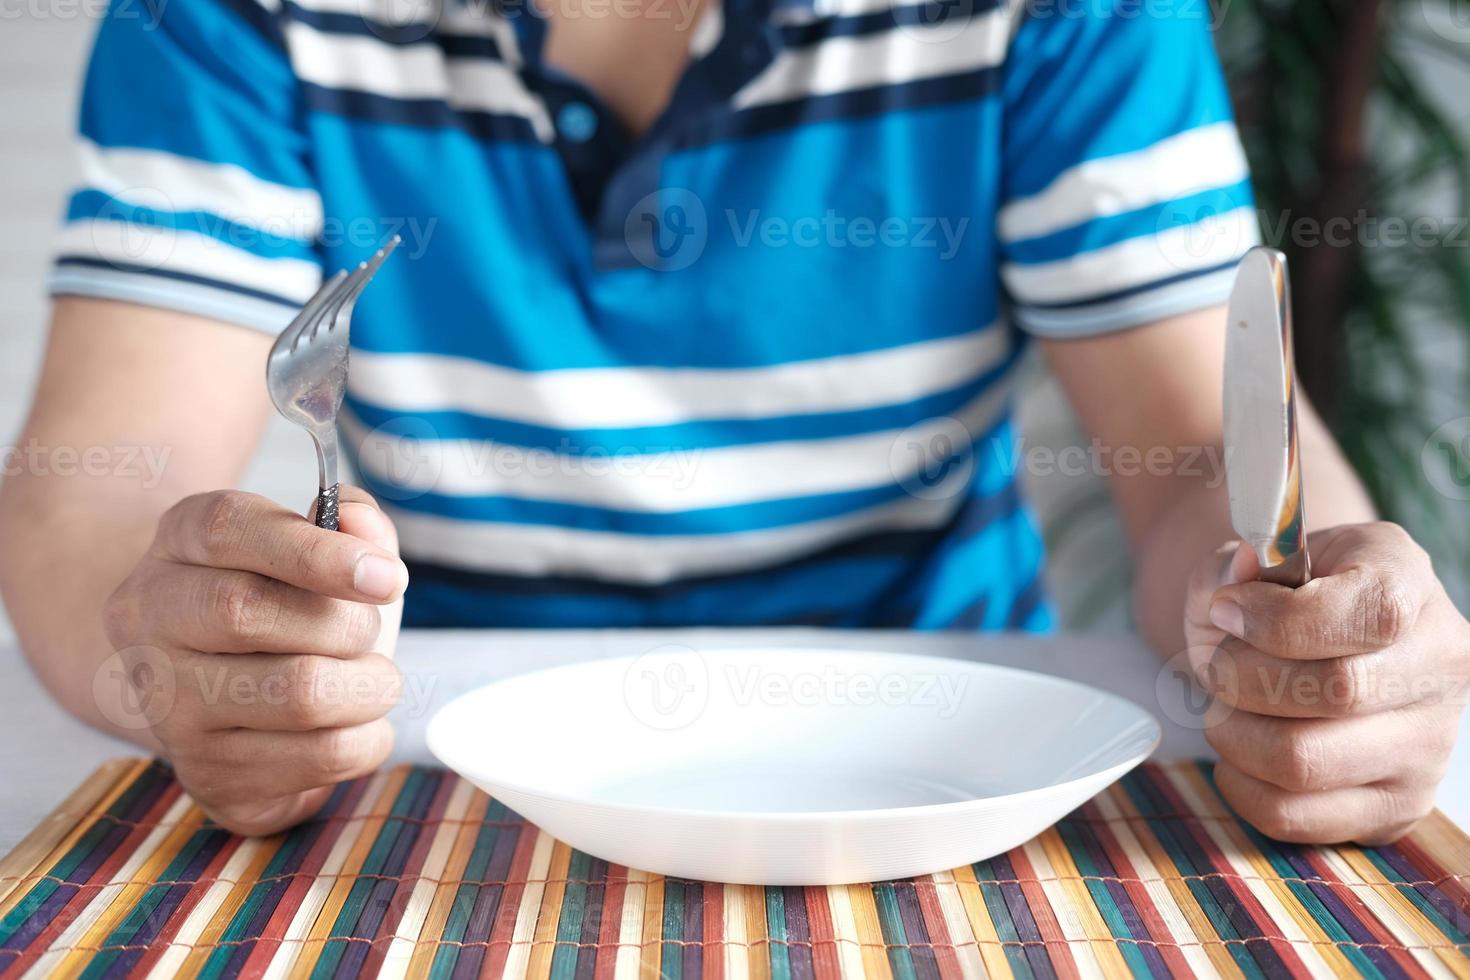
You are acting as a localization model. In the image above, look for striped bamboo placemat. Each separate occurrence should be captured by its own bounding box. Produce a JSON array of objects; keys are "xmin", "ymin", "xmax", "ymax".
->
[{"xmin": 1, "ymin": 760, "xmax": 1468, "ymax": 979}]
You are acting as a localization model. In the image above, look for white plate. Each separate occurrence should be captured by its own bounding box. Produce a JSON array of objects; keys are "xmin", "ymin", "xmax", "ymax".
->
[{"xmin": 427, "ymin": 647, "xmax": 1160, "ymax": 885}]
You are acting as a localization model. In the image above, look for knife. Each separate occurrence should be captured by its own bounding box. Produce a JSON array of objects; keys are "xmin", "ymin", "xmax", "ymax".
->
[{"xmin": 1223, "ymin": 246, "xmax": 1312, "ymax": 588}]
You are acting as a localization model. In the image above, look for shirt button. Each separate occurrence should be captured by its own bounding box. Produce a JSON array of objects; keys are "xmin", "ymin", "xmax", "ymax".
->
[{"xmin": 557, "ymin": 101, "xmax": 598, "ymax": 143}]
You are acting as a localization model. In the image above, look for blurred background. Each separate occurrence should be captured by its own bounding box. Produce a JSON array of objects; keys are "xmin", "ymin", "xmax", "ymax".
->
[{"xmin": 0, "ymin": 0, "xmax": 1467, "ymax": 640}]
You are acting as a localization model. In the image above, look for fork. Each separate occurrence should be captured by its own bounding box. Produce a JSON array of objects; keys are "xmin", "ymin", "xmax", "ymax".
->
[{"xmin": 266, "ymin": 237, "xmax": 400, "ymax": 531}]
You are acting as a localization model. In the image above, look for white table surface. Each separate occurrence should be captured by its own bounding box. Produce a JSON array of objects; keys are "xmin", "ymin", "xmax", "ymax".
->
[{"xmin": 2, "ymin": 628, "xmax": 1467, "ymax": 855}]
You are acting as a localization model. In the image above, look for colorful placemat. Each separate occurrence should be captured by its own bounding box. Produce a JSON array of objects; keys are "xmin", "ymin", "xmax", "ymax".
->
[{"xmin": 1, "ymin": 760, "xmax": 1468, "ymax": 979}]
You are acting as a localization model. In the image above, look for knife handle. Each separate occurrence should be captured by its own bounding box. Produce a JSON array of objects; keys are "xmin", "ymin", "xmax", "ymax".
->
[{"xmin": 1257, "ymin": 548, "xmax": 1310, "ymax": 589}]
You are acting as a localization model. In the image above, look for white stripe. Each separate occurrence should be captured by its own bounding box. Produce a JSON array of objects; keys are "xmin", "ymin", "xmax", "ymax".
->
[
  {"xmin": 348, "ymin": 326, "xmax": 1009, "ymax": 429},
  {"xmin": 1015, "ymin": 265, "xmax": 1240, "ymax": 338},
  {"xmin": 284, "ymin": 22, "xmax": 553, "ymax": 139},
  {"xmin": 285, "ymin": 0, "xmax": 526, "ymax": 63},
  {"xmin": 1001, "ymin": 206, "xmax": 1259, "ymax": 307},
  {"xmin": 377, "ymin": 779, "xmax": 475, "ymax": 980},
  {"xmin": 77, "ymin": 139, "xmax": 324, "ymax": 239},
  {"xmin": 386, "ymin": 464, "xmax": 972, "ymax": 583},
  {"xmin": 56, "ymin": 221, "xmax": 322, "ymax": 304},
  {"xmin": 346, "ymin": 380, "xmax": 1008, "ymax": 513},
  {"xmin": 998, "ymin": 123, "xmax": 1251, "ymax": 242},
  {"xmin": 732, "ymin": 7, "xmax": 1008, "ymax": 108}
]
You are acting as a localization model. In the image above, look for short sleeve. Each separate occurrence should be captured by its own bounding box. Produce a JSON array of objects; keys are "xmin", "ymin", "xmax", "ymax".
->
[
  {"xmin": 49, "ymin": 0, "xmax": 324, "ymax": 333},
  {"xmin": 997, "ymin": 3, "xmax": 1259, "ymax": 338}
]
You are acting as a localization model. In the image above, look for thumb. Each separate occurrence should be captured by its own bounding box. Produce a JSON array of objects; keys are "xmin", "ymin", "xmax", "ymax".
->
[{"xmin": 1225, "ymin": 539, "xmax": 1260, "ymax": 587}]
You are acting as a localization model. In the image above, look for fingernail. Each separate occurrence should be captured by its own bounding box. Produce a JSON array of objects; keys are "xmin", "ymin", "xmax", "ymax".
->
[
  {"xmin": 354, "ymin": 554, "xmax": 405, "ymax": 599},
  {"xmin": 1210, "ymin": 599, "xmax": 1245, "ymax": 638}
]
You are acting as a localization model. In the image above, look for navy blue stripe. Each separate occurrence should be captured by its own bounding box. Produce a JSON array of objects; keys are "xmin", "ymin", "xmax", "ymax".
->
[
  {"xmin": 52, "ymin": 255, "xmax": 304, "ymax": 308},
  {"xmin": 675, "ymin": 66, "xmax": 1002, "ymax": 148},
  {"xmin": 1018, "ymin": 258, "xmax": 1241, "ymax": 312},
  {"xmin": 214, "ymin": 0, "xmax": 288, "ymax": 49},
  {"xmin": 300, "ymin": 83, "xmax": 542, "ymax": 142},
  {"xmin": 298, "ymin": 67, "xmax": 998, "ymax": 149},
  {"xmin": 778, "ymin": 0, "xmax": 1002, "ymax": 48},
  {"xmin": 283, "ymin": 0, "xmax": 508, "ymax": 56},
  {"xmin": 1003, "ymin": 572, "xmax": 1048, "ymax": 629}
]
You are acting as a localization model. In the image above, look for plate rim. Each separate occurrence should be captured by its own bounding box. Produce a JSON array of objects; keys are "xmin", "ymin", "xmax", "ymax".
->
[{"xmin": 426, "ymin": 647, "xmax": 1162, "ymax": 823}]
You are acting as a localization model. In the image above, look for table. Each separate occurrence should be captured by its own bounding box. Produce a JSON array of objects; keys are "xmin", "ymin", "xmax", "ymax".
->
[{"xmin": 2, "ymin": 628, "xmax": 1467, "ymax": 855}]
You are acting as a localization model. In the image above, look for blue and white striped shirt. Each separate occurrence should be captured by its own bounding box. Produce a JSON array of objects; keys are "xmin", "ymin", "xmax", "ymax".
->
[{"xmin": 53, "ymin": 0, "xmax": 1258, "ymax": 629}]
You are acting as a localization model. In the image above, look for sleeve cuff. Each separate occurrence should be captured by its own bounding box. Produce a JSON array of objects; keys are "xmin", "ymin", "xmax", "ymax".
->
[
  {"xmin": 49, "ymin": 261, "xmax": 302, "ymax": 335},
  {"xmin": 1011, "ymin": 261, "xmax": 1241, "ymax": 339}
]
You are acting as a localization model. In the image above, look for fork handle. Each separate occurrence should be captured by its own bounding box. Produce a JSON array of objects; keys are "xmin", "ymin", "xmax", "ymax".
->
[{"xmin": 315, "ymin": 484, "xmax": 341, "ymax": 532}]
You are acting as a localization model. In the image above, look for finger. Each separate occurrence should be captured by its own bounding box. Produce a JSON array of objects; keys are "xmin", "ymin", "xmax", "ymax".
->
[
  {"xmin": 141, "ymin": 565, "xmax": 384, "ymax": 656},
  {"xmin": 178, "ymin": 719, "xmax": 394, "ymax": 803},
  {"xmin": 308, "ymin": 486, "xmax": 400, "ymax": 550},
  {"xmin": 170, "ymin": 652, "xmax": 401, "ymax": 731},
  {"xmin": 1204, "ymin": 707, "xmax": 1452, "ymax": 792},
  {"xmin": 1213, "ymin": 761, "xmax": 1431, "ymax": 845},
  {"xmin": 1209, "ymin": 522, "xmax": 1434, "ymax": 660},
  {"xmin": 199, "ymin": 785, "xmax": 335, "ymax": 837},
  {"xmin": 1203, "ymin": 637, "xmax": 1450, "ymax": 718},
  {"xmin": 1185, "ymin": 542, "xmax": 1247, "ymax": 632},
  {"xmin": 155, "ymin": 491, "xmax": 407, "ymax": 603}
]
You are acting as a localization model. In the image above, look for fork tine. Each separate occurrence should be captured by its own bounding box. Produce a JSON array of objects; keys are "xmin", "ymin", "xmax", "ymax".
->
[
  {"xmin": 313, "ymin": 237, "xmax": 401, "ymax": 341},
  {"xmin": 280, "ymin": 269, "xmax": 350, "ymax": 354},
  {"xmin": 309, "ymin": 260, "xmax": 373, "ymax": 344}
]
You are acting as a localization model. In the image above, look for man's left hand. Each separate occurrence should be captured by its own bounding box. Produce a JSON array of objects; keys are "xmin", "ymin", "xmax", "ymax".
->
[{"xmin": 1184, "ymin": 522, "xmax": 1470, "ymax": 844}]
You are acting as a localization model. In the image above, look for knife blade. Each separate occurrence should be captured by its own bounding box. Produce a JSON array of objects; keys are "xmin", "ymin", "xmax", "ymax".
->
[{"xmin": 1223, "ymin": 246, "xmax": 1312, "ymax": 588}]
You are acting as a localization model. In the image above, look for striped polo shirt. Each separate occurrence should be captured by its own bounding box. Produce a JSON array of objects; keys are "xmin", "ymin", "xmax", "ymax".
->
[{"xmin": 53, "ymin": 0, "xmax": 1258, "ymax": 629}]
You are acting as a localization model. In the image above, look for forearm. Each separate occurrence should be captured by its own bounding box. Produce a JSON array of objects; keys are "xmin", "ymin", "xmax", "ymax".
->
[
  {"xmin": 0, "ymin": 299, "xmax": 273, "ymax": 745},
  {"xmin": 0, "ymin": 468, "xmax": 170, "ymax": 748},
  {"xmin": 1132, "ymin": 403, "xmax": 1377, "ymax": 656}
]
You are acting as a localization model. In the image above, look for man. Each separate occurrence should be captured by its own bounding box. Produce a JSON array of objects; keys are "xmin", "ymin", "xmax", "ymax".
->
[{"xmin": 1, "ymin": 0, "xmax": 1466, "ymax": 841}]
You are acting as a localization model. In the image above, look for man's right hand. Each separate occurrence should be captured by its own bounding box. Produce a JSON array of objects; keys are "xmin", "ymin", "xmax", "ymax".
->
[{"xmin": 102, "ymin": 486, "xmax": 408, "ymax": 836}]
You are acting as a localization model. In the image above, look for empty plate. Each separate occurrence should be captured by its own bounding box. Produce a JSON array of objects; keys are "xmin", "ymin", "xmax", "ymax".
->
[{"xmin": 427, "ymin": 647, "xmax": 1160, "ymax": 885}]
